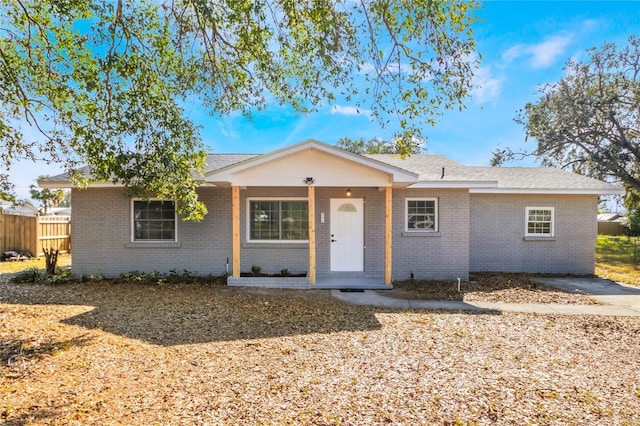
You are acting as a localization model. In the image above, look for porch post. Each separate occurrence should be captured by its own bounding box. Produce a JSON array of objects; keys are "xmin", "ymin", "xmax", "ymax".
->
[
  {"xmin": 308, "ymin": 185, "xmax": 316, "ymax": 284},
  {"xmin": 232, "ymin": 185, "xmax": 240, "ymax": 278},
  {"xmin": 385, "ymin": 186, "xmax": 392, "ymax": 285}
]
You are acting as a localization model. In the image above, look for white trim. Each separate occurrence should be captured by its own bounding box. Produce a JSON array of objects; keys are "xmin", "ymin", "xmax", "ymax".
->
[
  {"xmin": 130, "ymin": 198, "xmax": 178, "ymax": 243},
  {"xmin": 470, "ymin": 187, "xmax": 625, "ymax": 195},
  {"xmin": 246, "ymin": 197, "xmax": 309, "ymax": 243},
  {"xmin": 525, "ymin": 206, "xmax": 554, "ymax": 237},
  {"xmin": 405, "ymin": 197, "xmax": 438, "ymax": 232},
  {"xmin": 409, "ymin": 180, "xmax": 498, "ymax": 189}
]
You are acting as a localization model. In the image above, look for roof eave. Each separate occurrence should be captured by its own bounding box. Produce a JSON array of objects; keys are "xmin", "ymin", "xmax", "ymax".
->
[
  {"xmin": 469, "ymin": 187, "xmax": 626, "ymax": 195},
  {"xmin": 408, "ymin": 180, "xmax": 499, "ymax": 189}
]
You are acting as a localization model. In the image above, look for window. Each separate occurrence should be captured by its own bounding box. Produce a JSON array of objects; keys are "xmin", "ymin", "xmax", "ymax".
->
[
  {"xmin": 248, "ymin": 198, "xmax": 308, "ymax": 241},
  {"xmin": 406, "ymin": 198, "xmax": 438, "ymax": 232},
  {"xmin": 132, "ymin": 200, "xmax": 176, "ymax": 241},
  {"xmin": 526, "ymin": 207, "xmax": 554, "ymax": 236}
]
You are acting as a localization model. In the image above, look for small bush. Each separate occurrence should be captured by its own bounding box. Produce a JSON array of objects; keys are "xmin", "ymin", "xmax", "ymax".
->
[
  {"xmin": 50, "ymin": 269, "xmax": 76, "ymax": 284},
  {"xmin": 81, "ymin": 273, "xmax": 105, "ymax": 283},
  {"xmin": 120, "ymin": 271, "xmax": 164, "ymax": 284},
  {"xmin": 11, "ymin": 267, "xmax": 49, "ymax": 284},
  {"xmin": 118, "ymin": 270, "xmax": 227, "ymax": 285}
]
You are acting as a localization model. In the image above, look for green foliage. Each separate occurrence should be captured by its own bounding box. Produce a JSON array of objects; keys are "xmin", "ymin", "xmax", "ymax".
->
[
  {"xmin": 81, "ymin": 273, "xmax": 105, "ymax": 282},
  {"xmin": 251, "ymin": 265, "xmax": 262, "ymax": 277},
  {"xmin": 1, "ymin": 0, "xmax": 480, "ymax": 220},
  {"xmin": 624, "ymin": 186, "xmax": 640, "ymax": 211},
  {"xmin": 119, "ymin": 269, "xmax": 223, "ymax": 285},
  {"xmin": 622, "ymin": 209, "xmax": 640, "ymax": 236},
  {"xmin": 49, "ymin": 268, "xmax": 76, "ymax": 284},
  {"xmin": 493, "ymin": 36, "xmax": 639, "ymax": 205},
  {"xmin": 10, "ymin": 267, "xmax": 49, "ymax": 283},
  {"xmin": 337, "ymin": 136, "xmax": 424, "ymax": 156},
  {"xmin": 10, "ymin": 266, "xmax": 75, "ymax": 284},
  {"xmin": 29, "ymin": 177, "xmax": 65, "ymax": 213}
]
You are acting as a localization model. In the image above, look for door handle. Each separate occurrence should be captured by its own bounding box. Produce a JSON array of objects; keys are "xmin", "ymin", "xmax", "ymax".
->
[{"xmin": 331, "ymin": 239, "xmax": 337, "ymax": 242}]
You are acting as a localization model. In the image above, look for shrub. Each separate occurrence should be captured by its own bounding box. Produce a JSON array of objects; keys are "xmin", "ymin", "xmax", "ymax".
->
[
  {"xmin": 11, "ymin": 267, "xmax": 49, "ymax": 284},
  {"xmin": 81, "ymin": 273, "xmax": 105, "ymax": 283},
  {"xmin": 622, "ymin": 209, "xmax": 640, "ymax": 236},
  {"xmin": 50, "ymin": 269, "xmax": 76, "ymax": 284},
  {"xmin": 120, "ymin": 271, "xmax": 163, "ymax": 284}
]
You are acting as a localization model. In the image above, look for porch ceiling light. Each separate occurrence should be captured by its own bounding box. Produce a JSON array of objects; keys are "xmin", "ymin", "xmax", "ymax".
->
[{"xmin": 346, "ymin": 188, "xmax": 352, "ymax": 197}]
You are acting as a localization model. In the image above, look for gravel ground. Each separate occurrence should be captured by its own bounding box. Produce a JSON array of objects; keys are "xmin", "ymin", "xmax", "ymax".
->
[{"xmin": 1, "ymin": 280, "xmax": 638, "ymax": 425}]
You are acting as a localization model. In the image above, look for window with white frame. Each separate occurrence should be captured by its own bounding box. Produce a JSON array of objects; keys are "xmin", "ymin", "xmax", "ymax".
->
[
  {"xmin": 526, "ymin": 207, "xmax": 554, "ymax": 236},
  {"xmin": 248, "ymin": 198, "xmax": 308, "ymax": 241},
  {"xmin": 132, "ymin": 200, "xmax": 177, "ymax": 241},
  {"xmin": 406, "ymin": 198, "xmax": 438, "ymax": 232}
]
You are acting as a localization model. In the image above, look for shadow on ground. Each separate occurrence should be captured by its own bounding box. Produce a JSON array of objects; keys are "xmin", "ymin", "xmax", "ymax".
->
[{"xmin": 1, "ymin": 280, "xmax": 499, "ymax": 346}]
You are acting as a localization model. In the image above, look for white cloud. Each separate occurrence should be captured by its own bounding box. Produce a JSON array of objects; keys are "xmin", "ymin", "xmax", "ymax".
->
[
  {"xmin": 530, "ymin": 35, "xmax": 573, "ymax": 68},
  {"xmin": 330, "ymin": 105, "xmax": 372, "ymax": 117},
  {"xmin": 216, "ymin": 120, "xmax": 238, "ymax": 139},
  {"xmin": 471, "ymin": 65, "xmax": 503, "ymax": 104},
  {"xmin": 502, "ymin": 33, "xmax": 573, "ymax": 69}
]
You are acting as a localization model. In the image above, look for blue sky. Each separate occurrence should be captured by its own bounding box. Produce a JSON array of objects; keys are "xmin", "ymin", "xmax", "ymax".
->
[{"xmin": 9, "ymin": 0, "xmax": 640, "ymax": 200}]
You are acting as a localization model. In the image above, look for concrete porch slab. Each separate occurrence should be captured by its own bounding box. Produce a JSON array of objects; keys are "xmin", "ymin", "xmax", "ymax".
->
[{"xmin": 226, "ymin": 276, "xmax": 391, "ymax": 290}]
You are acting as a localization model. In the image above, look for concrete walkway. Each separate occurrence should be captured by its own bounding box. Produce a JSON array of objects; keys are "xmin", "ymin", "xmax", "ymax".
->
[{"xmin": 332, "ymin": 278, "xmax": 640, "ymax": 316}]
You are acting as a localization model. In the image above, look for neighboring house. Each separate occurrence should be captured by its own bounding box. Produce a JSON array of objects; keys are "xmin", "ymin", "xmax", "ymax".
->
[
  {"xmin": 597, "ymin": 212, "xmax": 627, "ymax": 236},
  {"xmin": 40, "ymin": 139, "xmax": 623, "ymax": 286},
  {"xmin": 47, "ymin": 207, "xmax": 72, "ymax": 217},
  {"xmin": 597, "ymin": 213, "xmax": 622, "ymax": 222},
  {"xmin": 0, "ymin": 200, "xmax": 39, "ymax": 216}
]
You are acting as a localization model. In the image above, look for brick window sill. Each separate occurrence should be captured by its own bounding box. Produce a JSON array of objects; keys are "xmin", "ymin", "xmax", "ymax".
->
[
  {"xmin": 523, "ymin": 236, "xmax": 556, "ymax": 241},
  {"xmin": 125, "ymin": 242, "xmax": 182, "ymax": 248}
]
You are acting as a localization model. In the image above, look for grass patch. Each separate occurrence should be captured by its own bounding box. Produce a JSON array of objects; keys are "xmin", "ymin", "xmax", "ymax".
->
[
  {"xmin": 0, "ymin": 254, "xmax": 71, "ymax": 274},
  {"xmin": 595, "ymin": 235, "xmax": 640, "ymax": 286}
]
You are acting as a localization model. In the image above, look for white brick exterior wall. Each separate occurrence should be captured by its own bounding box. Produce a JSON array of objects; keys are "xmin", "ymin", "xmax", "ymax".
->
[
  {"xmin": 391, "ymin": 189, "xmax": 470, "ymax": 281},
  {"xmin": 70, "ymin": 188, "xmax": 598, "ymax": 279},
  {"xmin": 71, "ymin": 187, "xmax": 234, "ymax": 277},
  {"xmin": 469, "ymin": 194, "xmax": 598, "ymax": 274}
]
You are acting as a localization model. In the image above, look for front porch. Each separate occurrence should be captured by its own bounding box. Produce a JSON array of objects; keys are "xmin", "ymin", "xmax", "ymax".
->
[
  {"xmin": 205, "ymin": 140, "xmax": 420, "ymax": 287},
  {"xmin": 227, "ymin": 275, "xmax": 391, "ymax": 290}
]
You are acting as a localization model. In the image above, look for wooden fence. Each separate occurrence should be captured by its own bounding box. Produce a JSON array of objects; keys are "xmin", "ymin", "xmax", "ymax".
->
[
  {"xmin": 598, "ymin": 221, "xmax": 627, "ymax": 236},
  {"xmin": 0, "ymin": 213, "xmax": 71, "ymax": 257}
]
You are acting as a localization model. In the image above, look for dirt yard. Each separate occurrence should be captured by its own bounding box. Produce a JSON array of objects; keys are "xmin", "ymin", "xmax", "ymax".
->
[{"xmin": 2, "ymin": 281, "xmax": 639, "ymax": 425}]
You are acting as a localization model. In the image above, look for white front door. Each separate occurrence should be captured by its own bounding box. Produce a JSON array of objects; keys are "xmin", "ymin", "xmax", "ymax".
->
[{"xmin": 330, "ymin": 198, "xmax": 364, "ymax": 271}]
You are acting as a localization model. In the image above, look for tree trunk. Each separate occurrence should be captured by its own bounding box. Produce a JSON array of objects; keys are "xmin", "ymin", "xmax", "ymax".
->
[{"xmin": 43, "ymin": 247, "xmax": 59, "ymax": 275}]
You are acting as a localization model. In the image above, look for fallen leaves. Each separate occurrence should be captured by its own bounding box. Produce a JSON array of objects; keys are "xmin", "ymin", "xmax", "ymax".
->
[
  {"xmin": 1, "ymin": 280, "xmax": 638, "ymax": 424},
  {"xmin": 388, "ymin": 272, "xmax": 601, "ymax": 304}
]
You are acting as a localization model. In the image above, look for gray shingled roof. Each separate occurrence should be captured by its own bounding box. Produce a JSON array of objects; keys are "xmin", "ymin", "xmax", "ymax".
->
[
  {"xmin": 365, "ymin": 154, "xmax": 475, "ymax": 181},
  {"xmin": 367, "ymin": 154, "xmax": 619, "ymax": 191},
  {"xmin": 40, "ymin": 150, "xmax": 621, "ymax": 193},
  {"xmin": 42, "ymin": 154, "xmax": 259, "ymax": 183},
  {"xmin": 463, "ymin": 166, "xmax": 618, "ymax": 190},
  {"xmin": 203, "ymin": 154, "xmax": 258, "ymax": 173}
]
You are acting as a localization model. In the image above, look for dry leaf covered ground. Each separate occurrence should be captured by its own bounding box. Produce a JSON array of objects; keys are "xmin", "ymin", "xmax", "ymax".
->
[
  {"xmin": 2, "ymin": 281, "xmax": 639, "ymax": 425},
  {"xmin": 387, "ymin": 273, "xmax": 601, "ymax": 305}
]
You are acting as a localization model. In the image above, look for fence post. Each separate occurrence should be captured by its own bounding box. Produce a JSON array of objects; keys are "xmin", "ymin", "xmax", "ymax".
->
[{"xmin": 34, "ymin": 215, "xmax": 41, "ymax": 257}]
